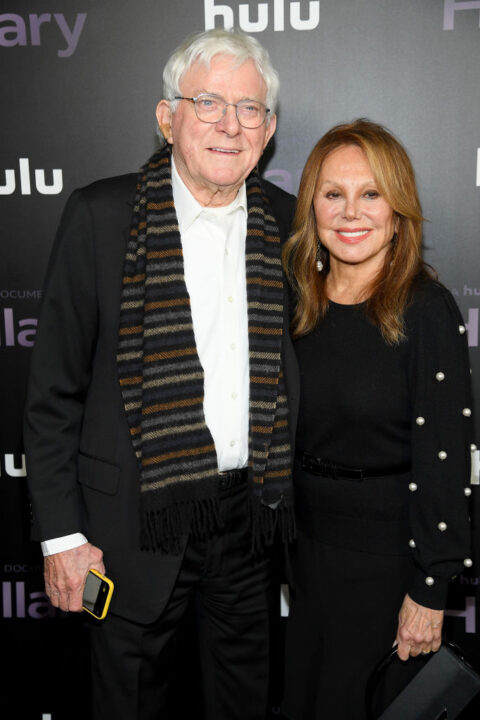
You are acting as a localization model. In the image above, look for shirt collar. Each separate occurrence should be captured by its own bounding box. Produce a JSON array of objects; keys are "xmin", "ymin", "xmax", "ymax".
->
[{"xmin": 171, "ymin": 154, "xmax": 247, "ymax": 235}]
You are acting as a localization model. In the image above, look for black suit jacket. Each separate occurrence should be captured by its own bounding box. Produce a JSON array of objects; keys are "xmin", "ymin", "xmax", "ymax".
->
[{"xmin": 24, "ymin": 172, "xmax": 300, "ymax": 623}]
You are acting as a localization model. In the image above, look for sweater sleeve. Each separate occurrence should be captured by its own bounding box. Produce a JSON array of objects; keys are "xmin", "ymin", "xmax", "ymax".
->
[{"xmin": 406, "ymin": 285, "xmax": 474, "ymax": 609}]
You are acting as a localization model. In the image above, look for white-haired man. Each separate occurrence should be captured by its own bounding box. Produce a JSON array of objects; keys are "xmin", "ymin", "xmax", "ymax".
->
[{"xmin": 24, "ymin": 28, "xmax": 299, "ymax": 719}]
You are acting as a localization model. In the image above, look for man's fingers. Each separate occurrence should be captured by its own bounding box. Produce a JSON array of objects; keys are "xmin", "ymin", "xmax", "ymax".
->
[
  {"xmin": 47, "ymin": 583, "xmax": 84, "ymax": 612},
  {"xmin": 45, "ymin": 581, "xmax": 81, "ymax": 612},
  {"xmin": 46, "ymin": 586, "xmax": 61, "ymax": 608},
  {"xmin": 67, "ymin": 587, "xmax": 85, "ymax": 613}
]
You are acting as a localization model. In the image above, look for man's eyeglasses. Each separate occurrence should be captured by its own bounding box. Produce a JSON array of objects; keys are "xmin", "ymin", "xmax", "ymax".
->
[{"xmin": 173, "ymin": 94, "xmax": 270, "ymax": 129}]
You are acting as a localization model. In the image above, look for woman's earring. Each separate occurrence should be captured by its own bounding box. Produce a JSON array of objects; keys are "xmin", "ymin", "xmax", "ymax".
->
[{"xmin": 316, "ymin": 241, "xmax": 324, "ymax": 272}]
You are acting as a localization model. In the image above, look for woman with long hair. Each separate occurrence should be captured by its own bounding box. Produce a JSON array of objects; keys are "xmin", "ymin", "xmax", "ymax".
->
[{"xmin": 282, "ymin": 119, "xmax": 474, "ymax": 719}]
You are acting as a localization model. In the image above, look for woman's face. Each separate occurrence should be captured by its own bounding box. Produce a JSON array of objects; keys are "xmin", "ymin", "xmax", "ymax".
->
[{"xmin": 313, "ymin": 144, "xmax": 398, "ymax": 275}]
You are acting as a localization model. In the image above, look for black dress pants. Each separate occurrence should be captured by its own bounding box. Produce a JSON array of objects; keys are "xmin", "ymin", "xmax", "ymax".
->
[{"xmin": 90, "ymin": 479, "xmax": 274, "ymax": 720}]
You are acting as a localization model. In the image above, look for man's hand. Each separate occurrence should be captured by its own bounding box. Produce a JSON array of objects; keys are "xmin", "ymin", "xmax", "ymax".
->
[
  {"xmin": 44, "ymin": 543, "xmax": 105, "ymax": 612},
  {"xmin": 395, "ymin": 593, "xmax": 444, "ymax": 661}
]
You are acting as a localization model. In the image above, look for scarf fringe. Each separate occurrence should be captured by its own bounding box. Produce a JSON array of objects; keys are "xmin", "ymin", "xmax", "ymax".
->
[
  {"xmin": 142, "ymin": 492, "xmax": 296, "ymax": 554},
  {"xmin": 251, "ymin": 499, "xmax": 296, "ymax": 554},
  {"xmin": 141, "ymin": 496, "xmax": 223, "ymax": 553}
]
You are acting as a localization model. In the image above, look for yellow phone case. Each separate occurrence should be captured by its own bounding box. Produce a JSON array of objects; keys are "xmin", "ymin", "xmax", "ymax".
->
[{"xmin": 82, "ymin": 568, "xmax": 114, "ymax": 620}]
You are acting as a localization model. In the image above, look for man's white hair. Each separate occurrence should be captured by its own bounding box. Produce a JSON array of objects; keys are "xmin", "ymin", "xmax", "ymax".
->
[{"xmin": 163, "ymin": 28, "xmax": 279, "ymax": 119}]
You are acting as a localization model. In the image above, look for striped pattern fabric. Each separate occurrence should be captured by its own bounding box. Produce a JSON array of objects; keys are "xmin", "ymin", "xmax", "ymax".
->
[{"xmin": 117, "ymin": 149, "xmax": 293, "ymax": 551}]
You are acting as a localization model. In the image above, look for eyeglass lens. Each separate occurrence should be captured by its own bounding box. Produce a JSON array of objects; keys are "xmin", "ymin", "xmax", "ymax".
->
[{"xmin": 194, "ymin": 95, "xmax": 267, "ymax": 128}]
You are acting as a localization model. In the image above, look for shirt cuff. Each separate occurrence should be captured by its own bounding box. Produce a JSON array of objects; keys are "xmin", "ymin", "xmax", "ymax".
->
[{"xmin": 41, "ymin": 533, "xmax": 88, "ymax": 557}]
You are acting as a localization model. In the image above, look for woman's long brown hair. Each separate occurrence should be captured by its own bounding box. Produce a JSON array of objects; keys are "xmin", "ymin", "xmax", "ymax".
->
[{"xmin": 283, "ymin": 119, "xmax": 435, "ymax": 343}]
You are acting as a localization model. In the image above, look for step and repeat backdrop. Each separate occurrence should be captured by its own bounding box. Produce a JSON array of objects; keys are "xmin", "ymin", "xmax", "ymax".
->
[{"xmin": 1, "ymin": 1, "xmax": 479, "ymax": 717}]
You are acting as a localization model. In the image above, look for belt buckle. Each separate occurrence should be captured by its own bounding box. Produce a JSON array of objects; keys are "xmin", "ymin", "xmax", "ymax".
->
[{"xmin": 218, "ymin": 468, "xmax": 246, "ymax": 489}]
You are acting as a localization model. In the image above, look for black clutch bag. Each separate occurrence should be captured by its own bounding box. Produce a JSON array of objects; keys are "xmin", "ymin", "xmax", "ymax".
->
[{"xmin": 365, "ymin": 639, "xmax": 480, "ymax": 720}]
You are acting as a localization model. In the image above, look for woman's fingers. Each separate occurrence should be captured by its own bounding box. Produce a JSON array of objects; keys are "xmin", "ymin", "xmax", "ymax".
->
[{"xmin": 395, "ymin": 593, "xmax": 444, "ymax": 659}]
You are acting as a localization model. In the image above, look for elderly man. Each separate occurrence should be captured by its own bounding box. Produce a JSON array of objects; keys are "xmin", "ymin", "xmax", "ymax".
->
[{"xmin": 24, "ymin": 28, "xmax": 298, "ymax": 720}]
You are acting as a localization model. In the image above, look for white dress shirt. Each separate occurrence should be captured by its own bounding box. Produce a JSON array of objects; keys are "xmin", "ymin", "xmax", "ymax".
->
[
  {"xmin": 172, "ymin": 156, "xmax": 249, "ymax": 471},
  {"xmin": 42, "ymin": 156, "xmax": 250, "ymax": 556}
]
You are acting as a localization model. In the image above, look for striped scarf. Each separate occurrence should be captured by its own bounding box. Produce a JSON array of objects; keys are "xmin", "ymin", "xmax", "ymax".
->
[{"xmin": 117, "ymin": 148, "xmax": 293, "ymax": 551}]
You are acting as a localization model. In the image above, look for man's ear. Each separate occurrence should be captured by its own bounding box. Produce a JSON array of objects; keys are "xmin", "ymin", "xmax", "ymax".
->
[
  {"xmin": 263, "ymin": 113, "xmax": 277, "ymax": 150},
  {"xmin": 156, "ymin": 100, "xmax": 173, "ymax": 144}
]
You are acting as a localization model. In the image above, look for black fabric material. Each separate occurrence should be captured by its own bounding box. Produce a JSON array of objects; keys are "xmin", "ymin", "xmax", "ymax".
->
[
  {"xmin": 90, "ymin": 481, "xmax": 274, "ymax": 720},
  {"xmin": 283, "ymin": 463, "xmax": 416, "ymax": 720}
]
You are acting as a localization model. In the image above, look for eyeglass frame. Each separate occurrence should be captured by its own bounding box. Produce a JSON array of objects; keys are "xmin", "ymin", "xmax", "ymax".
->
[{"xmin": 173, "ymin": 93, "xmax": 271, "ymax": 129}]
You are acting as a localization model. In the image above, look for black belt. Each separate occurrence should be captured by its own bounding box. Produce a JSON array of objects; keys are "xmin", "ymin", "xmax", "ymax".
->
[
  {"xmin": 218, "ymin": 467, "xmax": 248, "ymax": 490},
  {"xmin": 297, "ymin": 451, "xmax": 410, "ymax": 481}
]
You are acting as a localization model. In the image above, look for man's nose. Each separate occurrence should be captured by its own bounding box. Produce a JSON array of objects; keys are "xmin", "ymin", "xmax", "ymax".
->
[{"xmin": 216, "ymin": 104, "xmax": 241, "ymax": 134}]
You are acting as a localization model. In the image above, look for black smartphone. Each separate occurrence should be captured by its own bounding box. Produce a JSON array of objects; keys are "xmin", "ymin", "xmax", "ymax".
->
[{"xmin": 82, "ymin": 569, "xmax": 114, "ymax": 620}]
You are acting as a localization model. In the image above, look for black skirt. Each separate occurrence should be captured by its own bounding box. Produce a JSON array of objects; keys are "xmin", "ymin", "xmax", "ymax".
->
[{"xmin": 283, "ymin": 461, "xmax": 419, "ymax": 720}]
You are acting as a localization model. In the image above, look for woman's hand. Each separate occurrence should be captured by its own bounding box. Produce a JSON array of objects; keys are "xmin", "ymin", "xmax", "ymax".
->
[{"xmin": 395, "ymin": 593, "xmax": 444, "ymax": 661}]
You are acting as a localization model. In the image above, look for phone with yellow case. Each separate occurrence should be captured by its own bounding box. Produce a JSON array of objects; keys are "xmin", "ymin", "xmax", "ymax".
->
[{"xmin": 82, "ymin": 569, "xmax": 114, "ymax": 620}]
